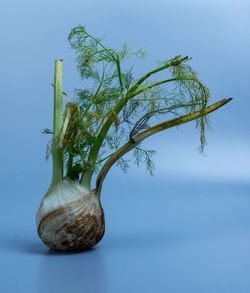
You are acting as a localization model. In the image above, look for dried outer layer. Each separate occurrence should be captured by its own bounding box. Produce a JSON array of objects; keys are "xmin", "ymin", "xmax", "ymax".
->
[{"xmin": 38, "ymin": 190, "xmax": 105, "ymax": 251}]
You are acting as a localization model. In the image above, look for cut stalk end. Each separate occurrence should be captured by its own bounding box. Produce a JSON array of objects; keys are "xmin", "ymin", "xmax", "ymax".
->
[{"xmin": 51, "ymin": 59, "xmax": 64, "ymax": 187}]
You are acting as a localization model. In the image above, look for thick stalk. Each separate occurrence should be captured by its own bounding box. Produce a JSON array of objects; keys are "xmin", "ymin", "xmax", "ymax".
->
[
  {"xmin": 81, "ymin": 171, "xmax": 92, "ymax": 189},
  {"xmin": 95, "ymin": 98, "xmax": 232, "ymax": 196},
  {"xmin": 51, "ymin": 59, "xmax": 63, "ymax": 187}
]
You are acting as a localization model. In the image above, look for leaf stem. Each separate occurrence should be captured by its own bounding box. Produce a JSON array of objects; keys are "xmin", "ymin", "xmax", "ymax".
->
[
  {"xmin": 132, "ymin": 76, "xmax": 205, "ymax": 97},
  {"xmin": 115, "ymin": 54, "xmax": 124, "ymax": 96},
  {"xmin": 128, "ymin": 56, "xmax": 189, "ymax": 93}
]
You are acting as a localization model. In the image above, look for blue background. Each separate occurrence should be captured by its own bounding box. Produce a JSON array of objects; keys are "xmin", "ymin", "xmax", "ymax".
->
[{"xmin": 0, "ymin": 0, "xmax": 250, "ymax": 292}]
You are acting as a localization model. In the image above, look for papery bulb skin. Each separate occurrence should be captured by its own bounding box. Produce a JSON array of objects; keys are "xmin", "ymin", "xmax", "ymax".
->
[{"xmin": 36, "ymin": 179, "xmax": 105, "ymax": 251}]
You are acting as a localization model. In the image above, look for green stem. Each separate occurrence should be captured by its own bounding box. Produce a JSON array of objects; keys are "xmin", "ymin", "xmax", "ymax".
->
[
  {"xmin": 115, "ymin": 55, "xmax": 124, "ymax": 96},
  {"xmin": 81, "ymin": 171, "xmax": 92, "ymax": 189},
  {"xmin": 66, "ymin": 153, "xmax": 73, "ymax": 177},
  {"xmin": 51, "ymin": 59, "xmax": 63, "ymax": 187},
  {"xmin": 95, "ymin": 98, "xmax": 232, "ymax": 196},
  {"xmin": 132, "ymin": 76, "xmax": 206, "ymax": 97},
  {"xmin": 128, "ymin": 55, "xmax": 189, "ymax": 93}
]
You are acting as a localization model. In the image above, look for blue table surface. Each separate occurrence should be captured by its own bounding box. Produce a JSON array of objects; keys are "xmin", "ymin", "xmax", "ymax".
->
[{"xmin": 1, "ymin": 176, "xmax": 250, "ymax": 293}]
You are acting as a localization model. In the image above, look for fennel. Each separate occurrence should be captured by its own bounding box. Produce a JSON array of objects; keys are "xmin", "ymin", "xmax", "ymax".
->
[{"xmin": 36, "ymin": 26, "xmax": 232, "ymax": 251}]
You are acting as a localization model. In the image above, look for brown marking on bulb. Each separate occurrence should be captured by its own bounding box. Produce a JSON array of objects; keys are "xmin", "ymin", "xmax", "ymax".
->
[{"xmin": 38, "ymin": 191, "xmax": 105, "ymax": 251}]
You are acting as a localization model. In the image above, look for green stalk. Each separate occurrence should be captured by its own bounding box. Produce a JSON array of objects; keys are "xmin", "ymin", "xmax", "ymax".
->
[
  {"xmin": 81, "ymin": 171, "xmax": 92, "ymax": 189},
  {"xmin": 132, "ymin": 76, "xmax": 206, "ymax": 97},
  {"xmin": 51, "ymin": 59, "xmax": 63, "ymax": 187},
  {"xmin": 95, "ymin": 98, "xmax": 232, "ymax": 196},
  {"xmin": 115, "ymin": 55, "xmax": 124, "ymax": 96}
]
